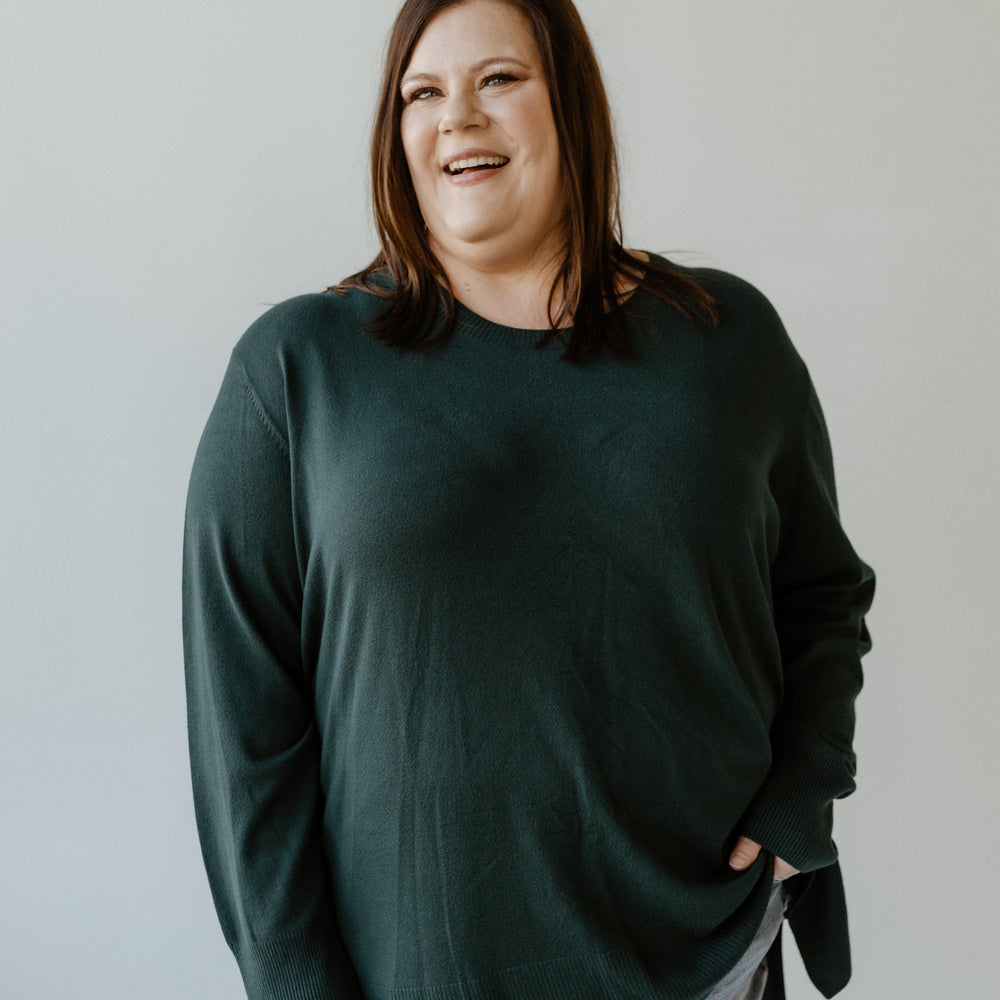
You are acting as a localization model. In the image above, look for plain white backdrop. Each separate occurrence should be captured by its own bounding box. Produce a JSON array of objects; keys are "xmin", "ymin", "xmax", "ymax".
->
[{"xmin": 2, "ymin": 0, "xmax": 998, "ymax": 996}]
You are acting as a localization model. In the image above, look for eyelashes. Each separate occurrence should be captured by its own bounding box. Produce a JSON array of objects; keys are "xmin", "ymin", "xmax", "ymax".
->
[
  {"xmin": 402, "ymin": 71, "xmax": 520, "ymax": 104},
  {"xmin": 404, "ymin": 87, "xmax": 439, "ymax": 103}
]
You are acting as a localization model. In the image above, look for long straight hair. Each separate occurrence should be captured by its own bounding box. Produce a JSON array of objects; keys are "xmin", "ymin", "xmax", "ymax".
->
[{"xmin": 333, "ymin": 0, "xmax": 719, "ymax": 361}]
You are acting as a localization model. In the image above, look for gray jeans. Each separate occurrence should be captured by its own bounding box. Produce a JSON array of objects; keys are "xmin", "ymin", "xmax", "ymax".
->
[{"xmin": 704, "ymin": 879, "xmax": 788, "ymax": 1000}]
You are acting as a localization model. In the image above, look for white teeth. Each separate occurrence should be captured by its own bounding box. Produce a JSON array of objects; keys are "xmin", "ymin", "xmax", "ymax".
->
[{"xmin": 446, "ymin": 155, "xmax": 509, "ymax": 174}]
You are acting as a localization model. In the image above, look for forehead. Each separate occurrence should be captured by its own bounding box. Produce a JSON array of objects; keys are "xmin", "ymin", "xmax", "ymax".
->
[{"xmin": 405, "ymin": 0, "xmax": 541, "ymax": 71}]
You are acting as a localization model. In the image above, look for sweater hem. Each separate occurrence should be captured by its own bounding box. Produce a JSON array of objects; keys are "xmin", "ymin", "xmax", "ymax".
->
[{"xmin": 365, "ymin": 889, "xmax": 776, "ymax": 1000}]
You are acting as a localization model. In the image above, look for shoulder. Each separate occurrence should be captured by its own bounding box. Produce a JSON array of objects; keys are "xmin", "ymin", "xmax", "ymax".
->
[
  {"xmin": 661, "ymin": 260, "xmax": 786, "ymax": 336},
  {"xmin": 224, "ymin": 286, "xmax": 386, "ymax": 436},
  {"xmin": 640, "ymin": 258, "xmax": 813, "ymax": 428},
  {"xmin": 663, "ymin": 260, "xmax": 807, "ymax": 372},
  {"xmin": 232, "ymin": 287, "xmax": 382, "ymax": 372}
]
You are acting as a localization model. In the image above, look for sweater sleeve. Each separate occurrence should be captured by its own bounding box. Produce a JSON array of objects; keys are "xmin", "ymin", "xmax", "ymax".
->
[
  {"xmin": 739, "ymin": 375, "xmax": 875, "ymax": 874},
  {"xmin": 182, "ymin": 354, "xmax": 363, "ymax": 999}
]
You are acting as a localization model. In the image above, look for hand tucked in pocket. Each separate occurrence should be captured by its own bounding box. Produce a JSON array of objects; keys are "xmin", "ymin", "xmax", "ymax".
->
[{"xmin": 728, "ymin": 836, "xmax": 800, "ymax": 880}]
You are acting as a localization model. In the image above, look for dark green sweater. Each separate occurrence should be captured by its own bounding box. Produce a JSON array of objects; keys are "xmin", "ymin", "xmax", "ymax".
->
[{"xmin": 183, "ymin": 265, "xmax": 874, "ymax": 1000}]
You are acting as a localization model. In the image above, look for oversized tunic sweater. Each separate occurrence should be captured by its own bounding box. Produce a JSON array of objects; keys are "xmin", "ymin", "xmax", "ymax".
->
[{"xmin": 182, "ymin": 264, "xmax": 875, "ymax": 1000}]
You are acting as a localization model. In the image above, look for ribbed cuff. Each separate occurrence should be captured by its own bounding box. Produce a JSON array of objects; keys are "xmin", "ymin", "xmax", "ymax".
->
[
  {"xmin": 240, "ymin": 921, "xmax": 364, "ymax": 1000},
  {"xmin": 739, "ymin": 735, "xmax": 856, "ymax": 873}
]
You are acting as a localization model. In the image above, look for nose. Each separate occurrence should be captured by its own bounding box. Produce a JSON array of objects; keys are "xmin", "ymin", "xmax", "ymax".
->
[{"xmin": 438, "ymin": 88, "xmax": 487, "ymax": 133}]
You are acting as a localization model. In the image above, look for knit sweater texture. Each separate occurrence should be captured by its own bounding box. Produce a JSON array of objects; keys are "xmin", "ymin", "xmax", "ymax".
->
[{"xmin": 182, "ymin": 264, "xmax": 875, "ymax": 1000}]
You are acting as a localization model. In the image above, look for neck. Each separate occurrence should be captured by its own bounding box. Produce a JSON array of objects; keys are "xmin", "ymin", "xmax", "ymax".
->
[
  {"xmin": 429, "ymin": 239, "xmax": 651, "ymax": 331},
  {"xmin": 431, "ymin": 235, "xmax": 569, "ymax": 331}
]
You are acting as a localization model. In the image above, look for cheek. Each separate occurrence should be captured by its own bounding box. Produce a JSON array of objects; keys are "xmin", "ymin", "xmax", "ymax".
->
[
  {"xmin": 511, "ymin": 96, "xmax": 560, "ymax": 166},
  {"xmin": 400, "ymin": 116, "xmax": 432, "ymax": 181}
]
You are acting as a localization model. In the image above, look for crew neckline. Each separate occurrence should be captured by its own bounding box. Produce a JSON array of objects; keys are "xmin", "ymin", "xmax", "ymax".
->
[{"xmin": 454, "ymin": 283, "xmax": 654, "ymax": 349}]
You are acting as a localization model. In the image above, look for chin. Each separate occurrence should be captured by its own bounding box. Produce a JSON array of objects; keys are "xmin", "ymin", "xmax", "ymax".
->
[{"xmin": 433, "ymin": 225, "xmax": 506, "ymax": 251}]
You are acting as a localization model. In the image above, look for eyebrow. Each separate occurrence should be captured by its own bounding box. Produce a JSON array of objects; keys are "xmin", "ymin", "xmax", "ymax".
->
[{"xmin": 401, "ymin": 57, "xmax": 532, "ymax": 88}]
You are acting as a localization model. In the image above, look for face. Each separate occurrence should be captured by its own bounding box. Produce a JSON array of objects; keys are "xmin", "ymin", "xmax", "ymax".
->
[{"xmin": 399, "ymin": 0, "xmax": 566, "ymax": 272}]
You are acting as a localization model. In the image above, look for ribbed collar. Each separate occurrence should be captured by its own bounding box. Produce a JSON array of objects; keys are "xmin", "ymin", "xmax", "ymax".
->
[{"xmin": 453, "ymin": 285, "xmax": 653, "ymax": 350}]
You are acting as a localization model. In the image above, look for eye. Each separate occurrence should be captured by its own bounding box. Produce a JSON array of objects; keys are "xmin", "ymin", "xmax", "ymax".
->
[
  {"xmin": 404, "ymin": 86, "xmax": 440, "ymax": 103},
  {"xmin": 482, "ymin": 73, "xmax": 517, "ymax": 88}
]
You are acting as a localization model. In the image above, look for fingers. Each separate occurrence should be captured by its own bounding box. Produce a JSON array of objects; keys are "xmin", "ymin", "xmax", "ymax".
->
[
  {"xmin": 773, "ymin": 856, "xmax": 800, "ymax": 880},
  {"xmin": 729, "ymin": 835, "xmax": 761, "ymax": 871},
  {"xmin": 729, "ymin": 837, "xmax": 801, "ymax": 879}
]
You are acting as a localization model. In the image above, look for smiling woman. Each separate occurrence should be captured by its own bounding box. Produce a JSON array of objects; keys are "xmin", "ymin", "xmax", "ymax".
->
[
  {"xmin": 335, "ymin": 0, "xmax": 720, "ymax": 357},
  {"xmin": 397, "ymin": 2, "xmax": 567, "ymax": 307},
  {"xmin": 182, "ymin": 1, "xmax": 875, "ymax": 999}
]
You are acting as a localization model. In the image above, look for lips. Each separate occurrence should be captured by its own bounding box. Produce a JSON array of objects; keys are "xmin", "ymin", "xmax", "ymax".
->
[
  {"xmin": 447, "ymin": 155, "xmax": 509, "ymax": 175},
  {"xmin": 441, "ymin": 148, "xmax": 510, "ymax": 175}
]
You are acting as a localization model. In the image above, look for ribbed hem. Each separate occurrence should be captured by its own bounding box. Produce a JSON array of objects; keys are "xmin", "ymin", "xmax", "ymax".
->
[
  {"xmin": 368, "ymin": 874, "xmax": 776, "ymax": 1000},
  {"xmin": 786, "ymin": 863, "xmax": 851, "ymax": 998}
]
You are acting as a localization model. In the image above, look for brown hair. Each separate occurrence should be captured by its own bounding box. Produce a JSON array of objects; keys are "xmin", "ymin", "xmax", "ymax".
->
[{"xmin": 333, "ymin": 0, "xmax": 719, "ymax": 360}]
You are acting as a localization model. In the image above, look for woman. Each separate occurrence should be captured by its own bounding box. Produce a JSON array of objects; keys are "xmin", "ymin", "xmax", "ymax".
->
[{"xmin": 182, "ymin": 1, "xmax": 875, "ymax": 998}]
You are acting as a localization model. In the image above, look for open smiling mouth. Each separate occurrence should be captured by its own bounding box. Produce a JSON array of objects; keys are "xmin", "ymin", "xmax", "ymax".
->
[{"xmin": 446, "ymin": 155, "xmax": 510, "ymax": 176}]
